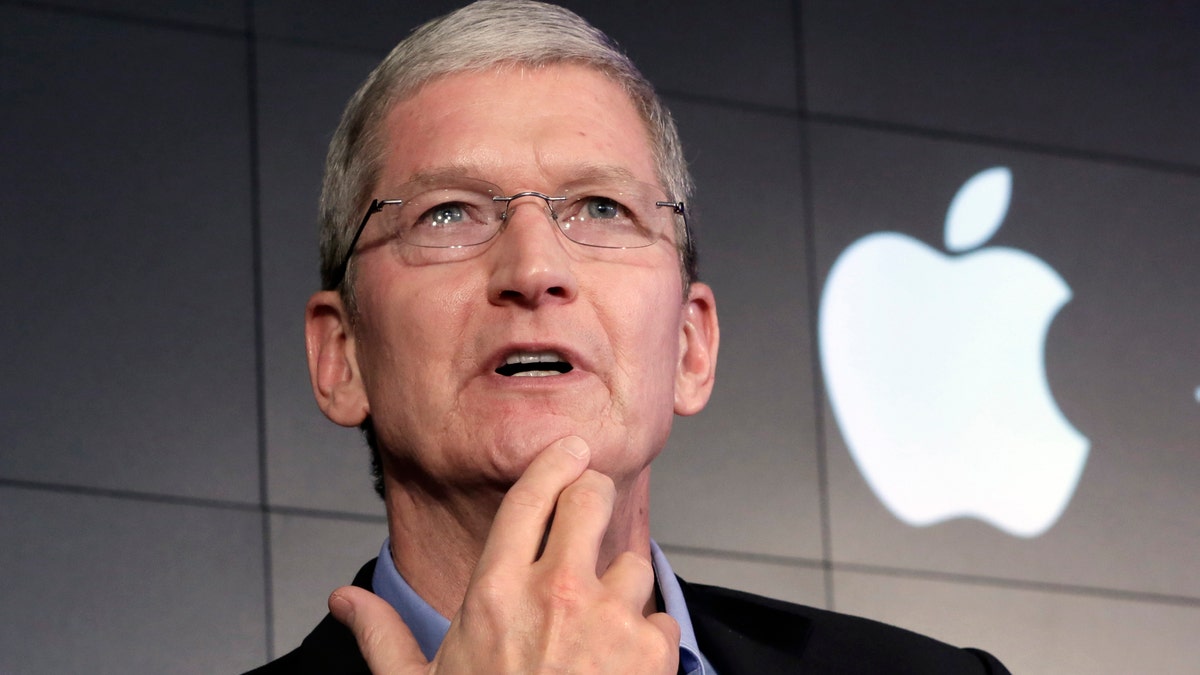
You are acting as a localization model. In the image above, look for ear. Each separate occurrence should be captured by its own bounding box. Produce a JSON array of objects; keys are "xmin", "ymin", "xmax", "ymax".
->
[
  {"xmin": 674, "ymin": 282, "xmax": 719, "ymax": 416},
  {"xmin": 305, "ymin": 290, "xmax": 370, "ymax": 427}
]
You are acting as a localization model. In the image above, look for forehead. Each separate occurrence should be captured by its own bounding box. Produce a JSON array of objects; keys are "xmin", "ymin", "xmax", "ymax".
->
[{"xmin": 377, "ymin": 64, "xmax": 659, "ymax": 190}]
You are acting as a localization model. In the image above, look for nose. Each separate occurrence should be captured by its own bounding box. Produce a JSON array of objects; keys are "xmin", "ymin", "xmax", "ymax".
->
[{"xmin": 486, "ymin": 196, "xmax": 579, "ymax": 307}]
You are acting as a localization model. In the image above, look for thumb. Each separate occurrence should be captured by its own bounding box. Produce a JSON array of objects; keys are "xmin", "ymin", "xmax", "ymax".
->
[
  {"xmin": 647, "ymin": 612, "xmax": 682, "ymax": 674},
  {"xmin": 329, "ymin": 585, "xmax": 427, "ymax": 673}
]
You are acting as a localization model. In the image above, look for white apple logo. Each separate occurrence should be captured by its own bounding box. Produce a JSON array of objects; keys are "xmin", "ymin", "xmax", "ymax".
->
[{"xmin": 818, "ymin": 167, "xmax": 1089, "ymax": 538}]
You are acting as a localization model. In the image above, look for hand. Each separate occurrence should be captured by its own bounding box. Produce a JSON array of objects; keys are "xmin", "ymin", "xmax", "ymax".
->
[{"xmin": 329, "ymin": 435, "xmax": 681, "ymax": 673}]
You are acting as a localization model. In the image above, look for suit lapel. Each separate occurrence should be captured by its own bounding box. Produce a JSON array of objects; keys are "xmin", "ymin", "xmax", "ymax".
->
[
  {"xmin": 680, "ymin": 577, "xmax": 813, "ymax": 674},
  {"xmin": 297, "ymin": 559, "xmax": 378, "ymax": 673}
]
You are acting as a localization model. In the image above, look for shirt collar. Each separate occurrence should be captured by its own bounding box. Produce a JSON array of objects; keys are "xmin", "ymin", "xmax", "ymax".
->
[
  {"xmin": 650, "ymin": 539, "xmax": 713, "ymax": 674},
  {"xmin": 372, "ymin": 538, "xmax": 714, "ymax": 673},
  {"xmin": 371, "ymin": 540, "xmax": 449, "ymax": 662}
]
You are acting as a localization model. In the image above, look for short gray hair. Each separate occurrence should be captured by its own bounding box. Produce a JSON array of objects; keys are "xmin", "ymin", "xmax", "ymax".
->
[{"xmin": 318, "ymin": 0, "xmax": 696, "ymax": 303}]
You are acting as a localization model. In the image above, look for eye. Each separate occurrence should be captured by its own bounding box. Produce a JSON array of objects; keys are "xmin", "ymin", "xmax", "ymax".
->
[
  {"xmin": 423, "ymin": 202, "xmax": 468, "ymax": 228},
  {"xmin": 584, "ymin": 196, "xmax": 623, "ymax": 220},
  {"xmin": 402, "ymin": 197, "xmax": 491, "ymax": 246}
]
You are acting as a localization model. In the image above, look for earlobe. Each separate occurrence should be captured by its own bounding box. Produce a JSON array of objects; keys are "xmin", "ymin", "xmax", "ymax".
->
[
  {"xmin": 305, "ymin": 291, "xmax": 370, "ymax": 427},
  {"xmin": 674, "ymin": 282, "xmax": 719, "ymax": 416}
]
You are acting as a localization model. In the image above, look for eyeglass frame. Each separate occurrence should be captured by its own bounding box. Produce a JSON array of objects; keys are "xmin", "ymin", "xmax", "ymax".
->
[{"xmin": 328, "ymin": 183, "xmax": 691, "ymax": 289}]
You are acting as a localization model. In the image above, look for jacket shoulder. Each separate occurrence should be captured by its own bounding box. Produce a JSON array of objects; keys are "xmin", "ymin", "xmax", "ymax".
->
[
  {"xmin": 241, "ymin": 560, "xmax": 378, "ymax": 675},
  {"xmin": 682, "ymin": 580, "xmax": 1010, "ymax": 675}
]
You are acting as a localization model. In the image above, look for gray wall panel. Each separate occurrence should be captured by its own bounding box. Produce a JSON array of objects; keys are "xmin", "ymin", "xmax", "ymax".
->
[
  {"xmin": 256, "ymin": 0, "xmax": 798, "ymax": 109},
  {"xmin": 0, "ymin": 7, "xmax": 259, "ymax": 502},
  {"xmin": 16, "ymin": 0, "xmax": 244, "ymax": 28},
  {"xmin": 254, "ymin": 0, "xmax": 458, "ymax": 49},
  {"xmin": 803, "ymin": 0, "xmax": 1200, "ymax": 164},
  {"xmin": 270, "ymin": 513, "xmax": 386, "ymax": 655},
  {"xmin": 664, "ymin": 547, "xmax": 828, "ymax": 609},
  {"xmin": 0, "ymin": 486, "xmax": 266, "ymax": 674},
  {"xmin": 257, "ymin": 42, "xmax": 387, "ymax": 514},
  {"xmin": 835, "ymin": 570, "xmax": 1200, "ymax": 675},
  {"xmin": 651, "ymin": 101, "xmax": 822, "ymax": 559}
]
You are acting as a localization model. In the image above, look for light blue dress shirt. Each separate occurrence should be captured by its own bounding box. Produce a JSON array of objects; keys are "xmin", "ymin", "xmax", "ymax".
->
[{"xmin": 371, "ymin": 538, "xmax": 716, "ymax": 674}]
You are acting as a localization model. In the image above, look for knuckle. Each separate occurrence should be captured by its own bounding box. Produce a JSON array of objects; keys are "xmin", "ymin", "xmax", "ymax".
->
[
  {"xmin": 643, "ymin": 630, "xmax": 677, "ymax": 668},
  {"xmin": 659, "ymin": 624, "xmax": 682, "ymax": 653},
  {"xmin": 542, "ymin": 569, "xmax": 586, "ymax": 607},
  {"xmin": 466, "ymin": 570, "xmax": 512, "ymax": 610},
  {"xmin": 656, "ymin": 618, "xmax": 680, "ymax": 647},
  {"xmin": 460, "ymin": 577, "xmax": 516, "ymax": 630}
]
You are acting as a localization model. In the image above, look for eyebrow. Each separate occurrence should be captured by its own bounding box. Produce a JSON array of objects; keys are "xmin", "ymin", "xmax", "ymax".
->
[{"xmin": 560, "ymin": 164, "xmax": 641, "ymax": 185}]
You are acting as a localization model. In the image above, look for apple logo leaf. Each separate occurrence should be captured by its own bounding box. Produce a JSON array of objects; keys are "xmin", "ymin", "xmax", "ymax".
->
[{"xmin": 945, "ymin": 166, "xmax": 1012, "ymax": 253}]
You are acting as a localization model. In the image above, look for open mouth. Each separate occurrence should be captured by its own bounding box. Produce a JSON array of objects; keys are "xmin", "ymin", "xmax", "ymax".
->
[{"xmin": 495, "ymin": 351, "xmax": 574, "ymax": 377}]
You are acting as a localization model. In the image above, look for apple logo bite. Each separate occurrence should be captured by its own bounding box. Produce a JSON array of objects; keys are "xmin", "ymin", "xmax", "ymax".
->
[{"xmin": 818, "ymin": 167, "xmax": 1089, "ymax": 538}]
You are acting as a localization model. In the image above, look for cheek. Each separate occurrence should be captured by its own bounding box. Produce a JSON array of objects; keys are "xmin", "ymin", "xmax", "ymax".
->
[
  {"xmin": 353, "ymin": 270, "xmax": 477, "ymax": 399},
  {"xmin": 608, "ymin": 278, "xmax": 684, "ymax": 401}
]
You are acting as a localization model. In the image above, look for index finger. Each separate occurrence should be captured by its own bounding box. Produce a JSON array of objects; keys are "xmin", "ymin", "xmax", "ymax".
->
[{"xmin": 475, "ymin": 435, "xmax": 590, "ymax": 570}]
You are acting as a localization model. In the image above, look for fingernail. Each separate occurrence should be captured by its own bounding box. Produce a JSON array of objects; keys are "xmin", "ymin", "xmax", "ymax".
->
[
  {"xmin": 329, "ymin": 592, "xmax": 354, "ymax": 622},
  {"xmin": 558, "ymin": 435, "xmax": 589, "ymax": 459}
]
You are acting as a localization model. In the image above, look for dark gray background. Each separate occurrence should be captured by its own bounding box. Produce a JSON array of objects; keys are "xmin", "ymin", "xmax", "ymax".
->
[{"xmin": 2, "ymin": 1, "xmax": 1197, "ymax": 673}]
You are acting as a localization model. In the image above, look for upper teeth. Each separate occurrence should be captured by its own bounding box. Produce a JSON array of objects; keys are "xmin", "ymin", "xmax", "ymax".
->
[{"xmin": 504, "ymin": 351, "xmax": 565, "ymax": 365}]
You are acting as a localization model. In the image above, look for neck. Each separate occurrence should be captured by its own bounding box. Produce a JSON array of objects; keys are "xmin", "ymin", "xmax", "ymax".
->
[{"xmin": 383, "ymin": 465, "xmax": 654, "ymax": 620}]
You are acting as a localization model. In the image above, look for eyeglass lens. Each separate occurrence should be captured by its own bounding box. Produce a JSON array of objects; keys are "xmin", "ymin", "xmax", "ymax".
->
[{"xmin": 373, "ymin": 177, "xmax": 679, "ymax": 250}]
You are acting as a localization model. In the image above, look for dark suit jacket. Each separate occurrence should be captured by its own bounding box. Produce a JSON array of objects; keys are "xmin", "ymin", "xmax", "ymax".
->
[{"xmin": 248, "ymin": 559, "xmax": 1010, "ymax": 674}]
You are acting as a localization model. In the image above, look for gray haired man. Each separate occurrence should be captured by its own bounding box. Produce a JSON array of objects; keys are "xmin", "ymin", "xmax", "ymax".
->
[{"xmin": 249, "ymin": 2, "xmax": 1009, "ymax": 673}]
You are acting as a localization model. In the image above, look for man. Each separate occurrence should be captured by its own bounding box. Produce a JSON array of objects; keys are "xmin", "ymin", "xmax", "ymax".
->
[{"xmin": 251, "ymin": 2, "xmax": 1010, "ymax": 672}]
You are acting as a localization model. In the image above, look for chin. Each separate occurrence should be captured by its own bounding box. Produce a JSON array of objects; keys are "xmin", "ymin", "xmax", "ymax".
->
[
  {"xmin": 484, "ymin": 416, "xmax": 584, "ymax": 471},
  {"xmin": 485, "ymin": 420, "xmax": 663, "ymax": 485}
]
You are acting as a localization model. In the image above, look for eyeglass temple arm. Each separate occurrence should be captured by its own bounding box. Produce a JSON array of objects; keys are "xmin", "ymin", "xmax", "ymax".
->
[
  {"xmin": 656, "ymin": 200, "xmax": 692, "ymax": 249},
  {"xmin": 331, "ymin": 199, "xmax": 385, "ymax": 288},
  {"xmin": 656, "ymin": 200, "xmax": 685, "ymax": 215}
]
